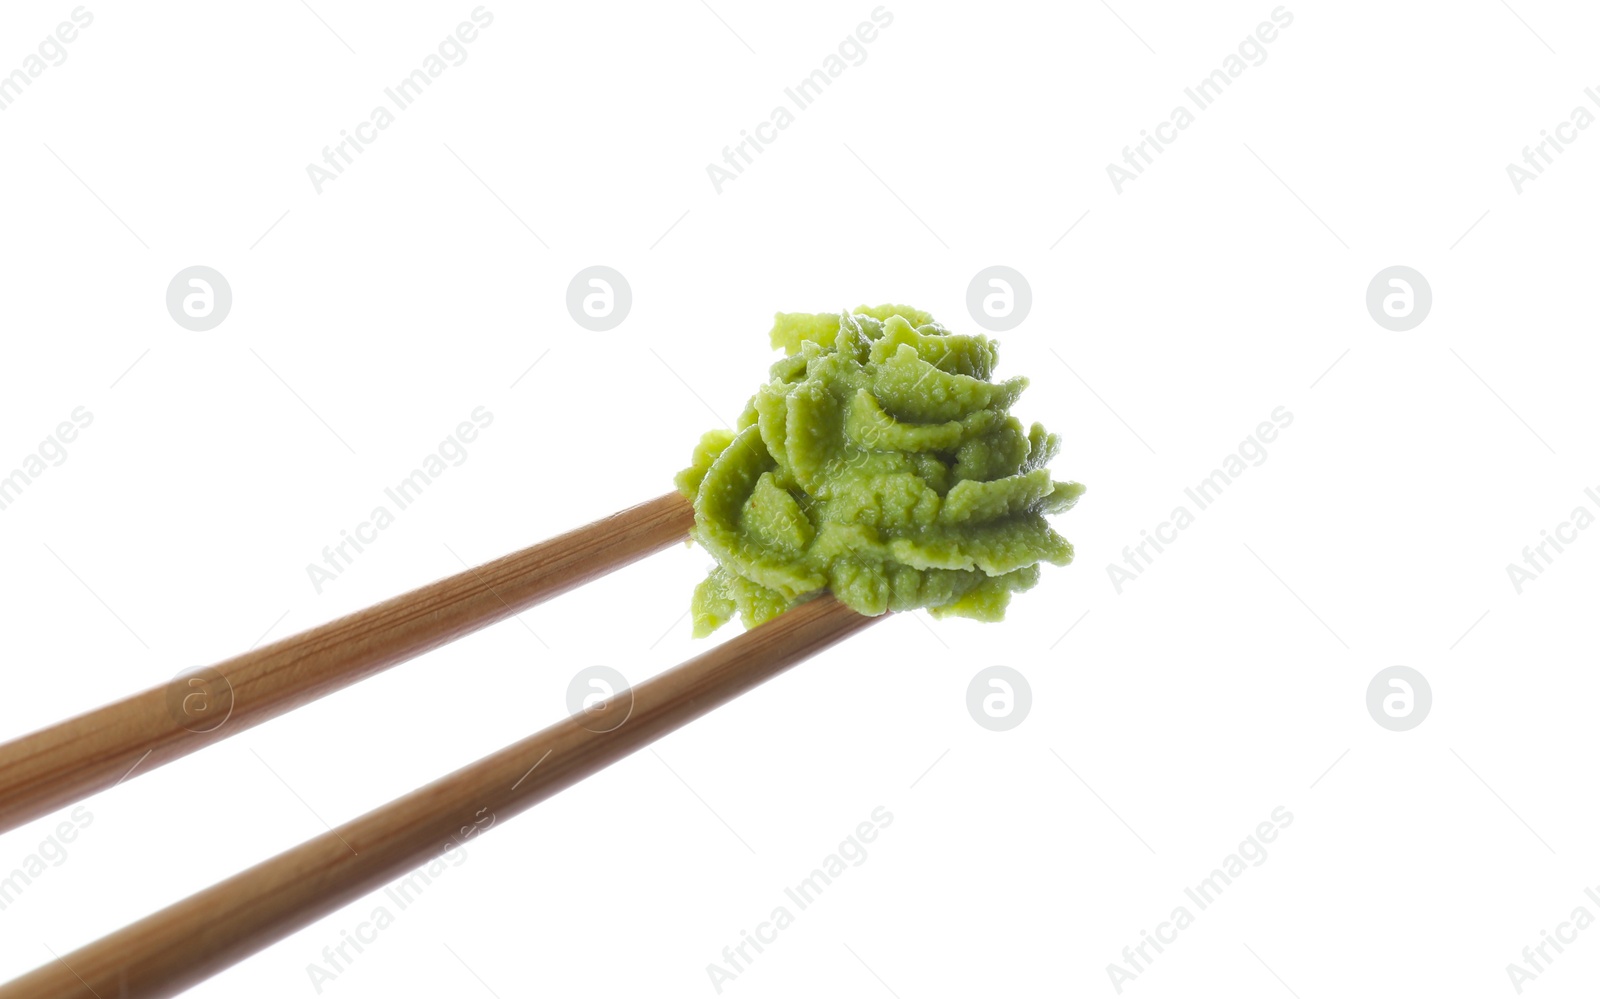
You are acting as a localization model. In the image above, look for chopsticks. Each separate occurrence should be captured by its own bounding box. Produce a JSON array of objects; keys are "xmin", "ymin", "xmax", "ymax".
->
[
  {"xmin": 0, "ymin": 492, "xmax": 695, "ymax": 837},
  {"xmin": 0, "ymin": 595, "xmax": 877, "ymax": 999}
]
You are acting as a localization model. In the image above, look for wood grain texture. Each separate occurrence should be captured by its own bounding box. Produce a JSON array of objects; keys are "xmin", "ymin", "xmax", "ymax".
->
[
  {"xmin": 0, "ymin": 492, "xmax": 695, "ymax": 837},
  {"xmin": 0, "ymin": 595, "xmax": 878, "ymax": 999}
]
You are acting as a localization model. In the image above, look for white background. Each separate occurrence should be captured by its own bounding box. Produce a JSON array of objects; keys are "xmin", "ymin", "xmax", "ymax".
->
[{"xmin": 1, "ymin": 1, "xmax": 1597, "ymax": 996}]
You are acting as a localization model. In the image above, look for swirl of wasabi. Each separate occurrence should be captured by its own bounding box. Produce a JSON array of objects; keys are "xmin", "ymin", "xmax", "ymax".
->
[{"xmin": 675, "ymin": 304, "xmax": 1085, "ymax": 636}]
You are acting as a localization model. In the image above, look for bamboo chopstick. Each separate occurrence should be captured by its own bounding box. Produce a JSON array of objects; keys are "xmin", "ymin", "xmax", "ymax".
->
[
  {"xmin": 0, "ymin": 492, "xmax": 695, "ymax": 837},
  {"xmin": 0, "ymin": 595, "xmax": 878, "ymax": 999}
]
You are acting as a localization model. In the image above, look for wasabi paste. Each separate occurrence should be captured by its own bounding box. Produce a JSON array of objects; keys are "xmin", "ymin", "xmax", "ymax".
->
[{"xmin": 676, "ymin": 305, "xmax": 1084, "ymax": 636}]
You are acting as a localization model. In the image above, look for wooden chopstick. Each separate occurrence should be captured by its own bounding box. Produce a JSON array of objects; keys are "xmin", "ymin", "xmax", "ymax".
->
[
  {"xmin": 0, "ymin": 492, "xmax": 695, "ymax": 837},
  {"xmin": 0, "ymin": 595, "xmax": 878, "ymax": 999}
]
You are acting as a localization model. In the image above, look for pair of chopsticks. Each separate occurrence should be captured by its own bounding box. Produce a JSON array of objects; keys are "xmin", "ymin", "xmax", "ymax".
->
[{"xmin": 0, "ymin": 493, "xmax": 879, "ymax": 999}]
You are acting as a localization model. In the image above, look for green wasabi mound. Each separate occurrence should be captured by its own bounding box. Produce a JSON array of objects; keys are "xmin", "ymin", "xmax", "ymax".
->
[{"xmin": 675, "ymin": 305, "xmax": 1085, "ymax": 637}]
